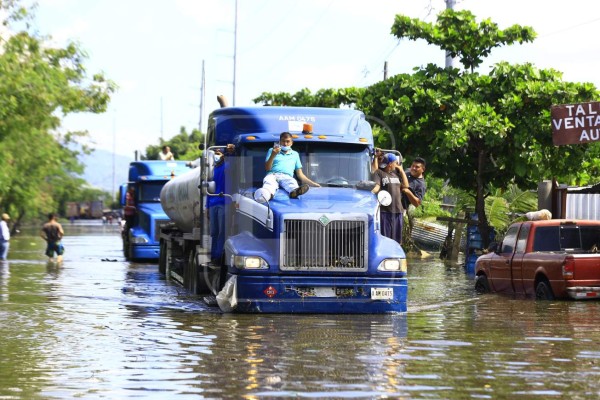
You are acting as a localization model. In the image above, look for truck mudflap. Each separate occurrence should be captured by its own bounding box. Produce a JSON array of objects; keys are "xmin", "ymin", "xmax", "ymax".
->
[
  {"xmin": 216, "ymin": 275, "xmax": 407, "ymax": 313},
  {"xmin": 566, "ymin": 287, "xmax": 600, "ymax": 299}
]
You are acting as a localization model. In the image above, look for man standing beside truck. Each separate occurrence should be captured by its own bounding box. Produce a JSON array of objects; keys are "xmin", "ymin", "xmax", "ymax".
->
[
  {"xmin": 372, "ymin": 153, "xmax": 409, "ymax": 244},
  {"xmin": 123, "ymin": 187, "xmax": 136, "ymax": 232},
  {"xmin": 401, "ymin": 157, "xmax": 427, "ymax": 209}
]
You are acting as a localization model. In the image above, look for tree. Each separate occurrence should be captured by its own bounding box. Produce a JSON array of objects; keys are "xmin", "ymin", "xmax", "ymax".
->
[
  {"xmin": 0, "ymin": 1, "xmax": 116, "ymax": 225},
  {"xmin": 143, "ymin": 127, "xmax": 204, "ymax": 161},
  {"xmin": 254, "ymin": 9, "xmax": 600, "ymax": 247}
]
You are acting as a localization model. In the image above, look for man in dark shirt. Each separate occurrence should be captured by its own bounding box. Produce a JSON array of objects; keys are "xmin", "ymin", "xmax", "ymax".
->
[
  {"xmin": 401, "ymin": 157, "xmax": 427, "ymax": 209},
  {"xmin": 372, "ymin": 153, "xmax": 409, "ymax": 244}
]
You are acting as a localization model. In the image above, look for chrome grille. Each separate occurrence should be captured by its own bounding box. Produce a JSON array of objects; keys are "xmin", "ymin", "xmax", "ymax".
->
[{"xmin": 282, "ymin": 218, "xmax": 367, "ymax": 271}]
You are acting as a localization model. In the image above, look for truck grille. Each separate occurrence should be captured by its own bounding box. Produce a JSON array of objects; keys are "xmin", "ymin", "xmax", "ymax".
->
[{"xmin": 282, "ymin": 218, "xmax": 367, "ymax": 271}]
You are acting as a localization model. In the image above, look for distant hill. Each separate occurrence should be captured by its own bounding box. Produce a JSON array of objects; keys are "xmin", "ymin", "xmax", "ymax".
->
[{"xmin": 79, "ymin": 149, "xmax": 132, "ymax": 193}]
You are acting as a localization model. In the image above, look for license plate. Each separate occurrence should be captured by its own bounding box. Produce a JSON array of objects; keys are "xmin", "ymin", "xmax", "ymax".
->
[
  {"xmin": 296, "ymin": 287, "xmax": 354, "ymax": 298},
  {"xmin": 371, "ymin": 287, "xmax": 393, "ymax": 300}
]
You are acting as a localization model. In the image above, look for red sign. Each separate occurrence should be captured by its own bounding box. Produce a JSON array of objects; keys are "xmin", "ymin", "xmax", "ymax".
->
[
  {"xmin": 551, "ymin": 101, "xmax": 600, "ymax": 146},
  {"xmin": 263, "ymin": 286, "xmax": 277, "ymax": 298}
]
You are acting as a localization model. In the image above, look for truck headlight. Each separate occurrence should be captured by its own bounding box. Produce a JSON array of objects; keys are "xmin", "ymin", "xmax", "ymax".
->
[
  {"xmin": 232, "ymin": 255, "xmax": 268, "ymax": 269},
  {"xmin": 378, "ymin": 258, "xmax": 407, "ymax": 272},
  {"xmin": 130, "ymin": 236, "xmax": 149, "ymax": 244}
]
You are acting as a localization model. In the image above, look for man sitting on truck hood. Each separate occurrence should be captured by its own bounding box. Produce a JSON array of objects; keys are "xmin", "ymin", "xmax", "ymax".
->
[{"xmin": 254, "ymin": 132, "xmax": 320, "ymax": 203}]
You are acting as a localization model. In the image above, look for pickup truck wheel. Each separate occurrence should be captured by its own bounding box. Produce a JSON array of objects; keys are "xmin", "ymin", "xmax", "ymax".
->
[
  {"xmin": 475, "ymin": 274, "xmax": 491, "ymax": 294},
  {"xmin": 535, "ymin": 280, "xmax": 555, "ymax": 300}
]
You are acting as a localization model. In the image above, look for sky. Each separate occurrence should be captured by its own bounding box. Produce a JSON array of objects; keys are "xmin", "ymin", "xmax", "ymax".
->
[{"xmin": 29, "ymin": 0, "xmax": 600, "ymax": 158}]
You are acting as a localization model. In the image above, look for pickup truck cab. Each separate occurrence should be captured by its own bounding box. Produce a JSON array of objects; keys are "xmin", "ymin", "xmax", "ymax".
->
[{"xmin": 475, "ymin": 219, "xmax": 600, "ymax": 300}]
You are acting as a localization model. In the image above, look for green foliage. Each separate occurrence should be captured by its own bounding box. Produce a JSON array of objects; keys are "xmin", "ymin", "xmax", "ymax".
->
[
  {"xmin": 143, "ymin": 127, "xmax": 204, "ymax": 161},
  {"xmin": 392, "ymin": 10, "xmax": 536, "ymax": 72},
  {"xmin": 0, "ymin": 1, "xmax": 115, "ymax": 225},
  {"xmin": 251, "ymin": 8, "xmax": 600, "ymax": 241},
  {"xmin": 485, "ymin": 185, "xmax": 538, "ymax": 236}
]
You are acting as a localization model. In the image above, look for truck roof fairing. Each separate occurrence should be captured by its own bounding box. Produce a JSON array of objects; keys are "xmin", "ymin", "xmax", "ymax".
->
[
  {"xmin": 128, "ymin": 160, "xmax": 191, "ymax": 181},
  {"xmin": 209, "ymin": 106, "xmax": 373, "ymax": 146}
]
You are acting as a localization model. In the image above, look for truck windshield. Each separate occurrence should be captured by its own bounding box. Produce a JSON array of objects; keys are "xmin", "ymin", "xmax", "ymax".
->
[
  {"xmin": 239, "ymin": 142, "xmax": 371, "ymax": 188},
  {"xmin": 137, "ymin": 182, "xmax": 165, "ymax": 202}
]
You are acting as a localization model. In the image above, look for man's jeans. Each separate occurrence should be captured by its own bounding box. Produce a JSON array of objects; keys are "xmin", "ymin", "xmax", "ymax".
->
[{"xmin": 0, "ymin": 240, "xmax": 9, "ymax": 260}]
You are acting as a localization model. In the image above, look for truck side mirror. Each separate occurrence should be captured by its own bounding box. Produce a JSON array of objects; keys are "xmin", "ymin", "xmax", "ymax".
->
[
  {"xmin": 377, "ymin": 190, "xmax": 392, "ymax": 207},
  {"xmin": 487, "ymin": 242, "xmax": 499, "ymax": 254}
]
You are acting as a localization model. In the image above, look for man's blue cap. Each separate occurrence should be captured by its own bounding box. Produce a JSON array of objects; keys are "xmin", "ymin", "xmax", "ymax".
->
[{"xmin": 384, "ymin": 153, "xmax": 398, "ymax": 163}]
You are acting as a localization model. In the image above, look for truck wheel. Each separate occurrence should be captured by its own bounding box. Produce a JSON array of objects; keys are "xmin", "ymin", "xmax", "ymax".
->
[
  {"xmin": 158, "ymin": 240, "xmax": 167, "ymax": 275},
  {"xmin": 535, "ymin": 280, "xmax": 555, "ymax": 300},
  {"xmin": 123, "ymin": 234, "xmax": 130, "ymax": 260},
  {"xmin": 475, "ymin": 274, "xmax": 491, "ymax": 294},
  {"xmin": 189, "ymin": 249, "xmax": 218, "ymax": 295}
]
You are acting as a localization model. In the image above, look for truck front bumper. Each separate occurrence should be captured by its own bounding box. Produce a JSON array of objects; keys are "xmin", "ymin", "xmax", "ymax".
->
[
  {"xmin": 222, "ymin": 275, "xmax": 407, "ymax": 313},
  {"xmin": 131, "ymin": 245, "xmax": 160, "ymax": 260},
  {"xmin": 566, "ymin": 286, "xmax": 600, "ymax": 299}
]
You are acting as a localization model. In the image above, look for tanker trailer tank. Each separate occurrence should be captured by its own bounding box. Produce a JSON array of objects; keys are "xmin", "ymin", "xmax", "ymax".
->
[{"xmin": 160, "ymin": 167, "xmax": 203, "ymax": 234}]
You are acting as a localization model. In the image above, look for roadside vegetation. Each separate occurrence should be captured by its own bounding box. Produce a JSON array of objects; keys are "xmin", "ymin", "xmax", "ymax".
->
[
  {"xmin": 3, "ymin": 2, "xmax": 599, "ymax": 242},
  {"xmin": 252, "ymin": 9, "xmax": 600, "ymax": 246},
  {"xmin": 0, "ymin": 1, "xmax": 115, "ymax": 229}
]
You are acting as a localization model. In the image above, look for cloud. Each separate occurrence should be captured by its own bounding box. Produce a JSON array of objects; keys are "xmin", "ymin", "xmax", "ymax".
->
[{"xmin": 48, "ymin": 18, "xmax": 89, "ymax": 44}]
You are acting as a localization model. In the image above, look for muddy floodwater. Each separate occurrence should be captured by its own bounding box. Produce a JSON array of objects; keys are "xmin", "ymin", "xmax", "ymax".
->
[{"xmin": 1, "ymin": 222, "xmax": 600, "ymax": 399}]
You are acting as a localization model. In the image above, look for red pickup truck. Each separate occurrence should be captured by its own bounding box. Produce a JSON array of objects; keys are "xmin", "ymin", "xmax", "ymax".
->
[{"xmin": 474, "ymin": 219, "xmax": 600, "ymax": 300}]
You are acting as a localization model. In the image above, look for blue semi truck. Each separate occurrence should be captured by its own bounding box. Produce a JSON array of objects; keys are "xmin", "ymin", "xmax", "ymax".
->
[
  {"xmin": 159, "ymin": 106, "xmax": 408, "ymax": 313},
  {"xmin": 120, "ymin": 160, "xmax": 191, "ymax": 261}
]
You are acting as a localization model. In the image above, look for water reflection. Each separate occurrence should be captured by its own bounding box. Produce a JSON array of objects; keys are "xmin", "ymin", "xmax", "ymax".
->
[{"xmin": 1, "ymin": 227, "xmax": 600, "ymax": 399}]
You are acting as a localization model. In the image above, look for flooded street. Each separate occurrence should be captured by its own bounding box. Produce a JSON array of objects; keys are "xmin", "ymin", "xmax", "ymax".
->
[{"xmin": 1, "ymin": 223, "xmax": 600, "ymax": 399}]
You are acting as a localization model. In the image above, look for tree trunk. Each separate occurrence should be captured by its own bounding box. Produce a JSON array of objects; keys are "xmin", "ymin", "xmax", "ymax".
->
[{"xmin": 475, "ymin": 148, "xmax": 491, "ymax": 248}]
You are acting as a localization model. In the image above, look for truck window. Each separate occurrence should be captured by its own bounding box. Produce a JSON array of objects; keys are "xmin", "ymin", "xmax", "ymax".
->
[
  {"xmin": 580, "ymin": 226, "xmax": 600, "ymax": 251},
  {"xmin": 501, "ymin": 225, "xmax": 519, "ymax": 253},
  {"xmin": 560, "ymin": 226, "xmax": 581, "ymax": 250},
  {"xmin": 301, "ymin": 143, "xmax": 371, "ymax": 186},
  {"xmin": 138, "ymin": 182, "xmax": 164, "ymax": 202},
  {"xmin": 515, "ymin": 224, "xmax": 530, "ymax": 253},
  {"xmin": 533, "ymin": 226, "xmax": 560, "ymax": 251}
]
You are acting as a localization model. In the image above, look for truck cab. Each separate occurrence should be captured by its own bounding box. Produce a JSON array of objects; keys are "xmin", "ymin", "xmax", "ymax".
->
[
  {"xmin": 160, "ymin": 106, "xmax": 408, "ymax": 313},
  {"xmin": 120, "ymin": 160, "xmax": 191, "ymax": 260}
]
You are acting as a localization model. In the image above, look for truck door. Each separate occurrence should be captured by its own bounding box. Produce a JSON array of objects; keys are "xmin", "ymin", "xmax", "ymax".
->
[
  {"xmin": 489, "ymin": 225, "xmax": 519, "ymax": 293},
  {"xmin": 510, "ymin": 224, "xmax": 530, "ymax": 294}
]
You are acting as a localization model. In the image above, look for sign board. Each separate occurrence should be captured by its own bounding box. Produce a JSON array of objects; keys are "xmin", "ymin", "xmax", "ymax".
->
[{"xmin": 551, "ymin": 101, "xmax": 600, "ymax": 146}]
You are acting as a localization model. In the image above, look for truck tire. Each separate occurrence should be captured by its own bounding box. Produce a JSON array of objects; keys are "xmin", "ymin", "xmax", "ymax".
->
[
  {"xmin": 474, "ymin": 274, "xmax": 491, "ymax": 294},
  {"xmin": 158, "ymin": 240, "xmax": 167, "ymax": 275},
  {"xmin": 535, "ymin": 280, "xmax": 555, "ymax": 300},
  {"xmin": 188, "ymin": 248, "xmax": 218, "ymax": 295},
  {"xmin": 123, "ymin": 234, "xmax": 131, "ymax": 261}
]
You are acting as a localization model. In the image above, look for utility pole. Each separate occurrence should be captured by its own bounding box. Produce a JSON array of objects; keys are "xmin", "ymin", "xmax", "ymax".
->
[
  {"xmin": 112, "ymin": 109, "xmax": 116, "ymax": 203},
  {"xmin": 160, "ymin": 96, "xmax": 164, "ymax": 140},
  {"xmin": 383, "ymin": 61, "xmax": 388, "ymax": 80},
  {"xmin": 232, "ymin": 0, "xmax": 238, "ymax": 106},
  {"xmin": 199, "ymin": 60, "xmax": 205, "ymax": 133},
  {"xmin": 445, "ymin": 0, "xmax": 456, "ymax": 69}
]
